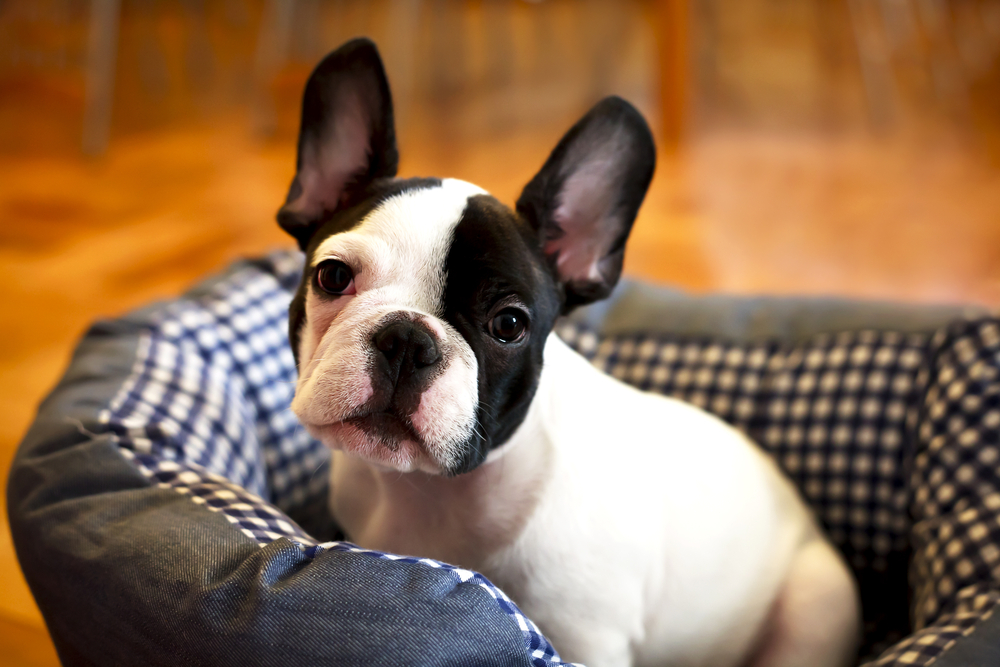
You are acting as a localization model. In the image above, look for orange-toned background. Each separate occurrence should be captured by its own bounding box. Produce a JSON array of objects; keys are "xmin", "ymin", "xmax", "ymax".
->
[{"xmin": 1, "ymin": 1, "xmax": 999, "ymax": 664}]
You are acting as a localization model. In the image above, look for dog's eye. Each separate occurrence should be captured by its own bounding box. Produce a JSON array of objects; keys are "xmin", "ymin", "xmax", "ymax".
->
[
  {"xmin": 316, "ymin": 260, "xmax": 355, "ymax": 295},
  {"xmin": 489, "ymin": 308, "xmax": 528, "ymax": 343}
]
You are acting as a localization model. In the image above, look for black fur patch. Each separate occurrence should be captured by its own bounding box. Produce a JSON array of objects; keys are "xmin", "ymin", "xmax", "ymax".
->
[{"xmin": 441, "ymin": 194, "xmax": 561, "ymax": 474}]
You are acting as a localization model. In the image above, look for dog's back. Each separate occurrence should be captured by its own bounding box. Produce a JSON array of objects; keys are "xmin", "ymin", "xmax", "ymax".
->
[{"xmin": 479, "ymin": 335, "xmax": 856, "ymax": 667}]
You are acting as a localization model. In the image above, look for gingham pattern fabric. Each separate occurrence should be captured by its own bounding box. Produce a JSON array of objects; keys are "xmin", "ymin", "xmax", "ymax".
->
[
  {"xmin": 98, "ymin": 251, "xmax": 325, "ymax": 516},
  {"xmin": 865, "ymin": 319, "xmax": 1000, "ymax": 666},
  {"xmin": 116, "ymin": 448, "xmax": 318, "ymax": 545},
  {"xmin": 96, "ymin": 249, "xmax": 1000, "ymax": 667}
]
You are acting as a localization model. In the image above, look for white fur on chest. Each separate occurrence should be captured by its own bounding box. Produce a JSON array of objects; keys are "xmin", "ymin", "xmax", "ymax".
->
[{"xmin": 329, "ymin": 334, "xmax": 815, "ymax": 667}]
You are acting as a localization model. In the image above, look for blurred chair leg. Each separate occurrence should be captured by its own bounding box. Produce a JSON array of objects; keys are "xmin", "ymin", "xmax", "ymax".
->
[
  {"xmin": 656, "ymin": 0, "xmax": 687, "ymax": 153},
  {"xmin": 426, "ymin": 0, "xmax": 465, "ymax": 101},
  {"xmin": 481, "ymin": 0, "xmax": 513, "ymax": 88},
  {"xmin": 252, "ymin": 0, "xmax": 296, "ymax": 137},
  {"xmin": 916, "ymin": 0, "xmax": 970, "ymax": 117},
  {"xmin": 848, "ymin": 0, "xmax": 896, "ymax": 128},
  {"xmin": 82, "ymin": 0, "xmax": 120, "ymax": 156},
  {"xmin": 182, "ymin": 0, "xmax": 215, "ymax": 95},
  {"xmin": 384, "ymin": 0, "xmax": 421, "ymax": 123}
]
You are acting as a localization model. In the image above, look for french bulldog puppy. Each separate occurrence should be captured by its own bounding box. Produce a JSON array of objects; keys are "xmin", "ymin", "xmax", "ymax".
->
[{"xmin": 280, "ymin": 38, "xmax": 860, "ymax": 667}]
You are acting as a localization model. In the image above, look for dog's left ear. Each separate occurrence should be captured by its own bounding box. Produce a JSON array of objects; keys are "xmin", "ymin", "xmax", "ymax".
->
[
  {"xmin": 278, "ymin": 38, "xmax": 398, "ymax": 250},
  {"xmin": 516, "ymin": 96, "xmax": 655, "ymax": 312}
]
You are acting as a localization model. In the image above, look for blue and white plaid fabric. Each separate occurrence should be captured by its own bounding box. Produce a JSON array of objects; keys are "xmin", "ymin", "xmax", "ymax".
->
[{"xmin": 97, "ymin": 249, "xmax": 1000, "ymax": 667}]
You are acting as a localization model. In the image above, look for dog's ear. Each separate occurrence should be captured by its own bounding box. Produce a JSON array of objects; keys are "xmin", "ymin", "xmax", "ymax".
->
[
  {"xmin": 516, "ymin": 96, "xmax": 655, "ymax": 312},
  {"xmin": 278, "ymin": 38, "xmax": 398, "ymax": 250}
]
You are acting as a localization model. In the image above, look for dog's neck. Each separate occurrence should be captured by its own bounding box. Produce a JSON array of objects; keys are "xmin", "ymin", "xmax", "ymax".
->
[{"xmin": 329, "ymin": 334, "xmax": 576, "ymax": 568}]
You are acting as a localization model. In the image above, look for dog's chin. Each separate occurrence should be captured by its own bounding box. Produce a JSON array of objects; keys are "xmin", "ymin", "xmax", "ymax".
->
[{"xmin": 306, "ymin": 416, "xmax": 445, "ymax": 474}]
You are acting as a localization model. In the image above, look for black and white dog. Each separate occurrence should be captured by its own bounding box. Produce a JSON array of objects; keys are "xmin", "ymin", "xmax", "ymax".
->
[{"xmin": 280, "ymin": 39, "xmax": 860, "ymax": 667}]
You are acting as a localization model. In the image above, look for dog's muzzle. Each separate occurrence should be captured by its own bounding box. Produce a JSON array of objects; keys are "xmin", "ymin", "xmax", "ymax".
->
[
  {"xmin": 366, "ymin": 315, "xmax": 445, "ymax": 420},
  {"xmin": 293, "ymin": 304, "xmax": 479, "ymax": 473}
]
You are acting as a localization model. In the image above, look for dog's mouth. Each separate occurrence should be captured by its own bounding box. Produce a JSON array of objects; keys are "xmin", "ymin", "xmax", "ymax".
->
[
  {"xmin": 345, "ymin": 411, "xmax": 422, "ymax": 451},
  {"xmin": 304, "ymin": 408, "xmax": 444, "ymax": 473}
]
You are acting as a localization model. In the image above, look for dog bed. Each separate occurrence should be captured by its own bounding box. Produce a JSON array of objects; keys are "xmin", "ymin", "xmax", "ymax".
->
[{"xmin": 8, "ymin": 250, "xmax": 1000, "ymax": 666}]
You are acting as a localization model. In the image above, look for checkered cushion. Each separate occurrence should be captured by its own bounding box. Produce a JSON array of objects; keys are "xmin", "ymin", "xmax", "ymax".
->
[
  {"xmin": 89, "ymin": 250, "xmax": 1000, "ymax": 666},
  {"xmin": 873, "ymin": 320, "xmax": 1000, "ymax": 665}
]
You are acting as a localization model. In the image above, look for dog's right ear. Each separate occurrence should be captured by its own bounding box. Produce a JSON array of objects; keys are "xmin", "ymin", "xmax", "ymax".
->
[
  {"xmin": 278, "ymin": 38, "xmax": 398, "ymax": 250},
  {"xmin": 516, "ymin": 96, "xmax": 655, "ymax": 313}
]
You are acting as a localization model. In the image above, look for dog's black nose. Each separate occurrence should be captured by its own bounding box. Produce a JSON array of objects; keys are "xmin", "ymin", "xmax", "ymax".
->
[{"xmin": 373, "ymin": 320, "xmax": 441, "ymax": 386}]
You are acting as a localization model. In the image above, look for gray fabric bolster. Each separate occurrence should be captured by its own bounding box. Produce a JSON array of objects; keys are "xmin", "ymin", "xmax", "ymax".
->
[
  {"xmin": 7, "ymin": 318, "xmax": 532, "ymax": 667},
  {"xmin": 568, "ymin": 279, "xmax": 987, "ymax": 343}
]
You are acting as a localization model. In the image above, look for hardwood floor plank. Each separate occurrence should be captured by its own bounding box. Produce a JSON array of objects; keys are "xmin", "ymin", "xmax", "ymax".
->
[{"xmin": 0, "ymin": 614, "xmax": 60, "ymax": 667}]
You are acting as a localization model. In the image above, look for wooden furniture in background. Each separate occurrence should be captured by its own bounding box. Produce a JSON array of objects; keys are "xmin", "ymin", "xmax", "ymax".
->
[
  {"xmin": 82, "ymin": 0, "xmax": 120, "ymax": 155},
  {"xmin": 657, "ymin": 0, "xmax": 689, "ymax": 152},
  {"xmin": 1, "ymin": 2, "xmax": 998, "ymax": 665}
]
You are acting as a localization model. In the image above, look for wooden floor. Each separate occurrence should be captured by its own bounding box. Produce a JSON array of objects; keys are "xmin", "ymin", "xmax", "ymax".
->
[{"xmin": 1, "ymin": 106, "xmax": 999, "ymax": 667}]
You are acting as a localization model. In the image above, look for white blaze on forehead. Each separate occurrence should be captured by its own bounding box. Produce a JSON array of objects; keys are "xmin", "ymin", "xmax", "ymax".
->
[{"xmin": 312, "ymin": 178, "xmax": 487, "ymax": 313}]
